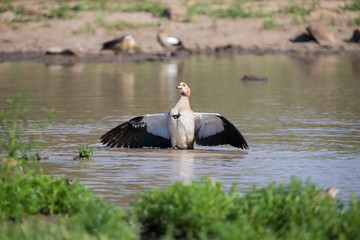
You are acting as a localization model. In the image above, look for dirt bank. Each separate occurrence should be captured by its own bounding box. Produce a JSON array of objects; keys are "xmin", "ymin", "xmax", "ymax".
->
[{"xmin": 0, "ymin": 0, "xmax": 360, "ymax": 63}]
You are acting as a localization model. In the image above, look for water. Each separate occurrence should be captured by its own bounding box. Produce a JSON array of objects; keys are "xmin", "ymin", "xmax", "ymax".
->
[{"xmin": 1, "ymin": 55, "xmax": 359, "ymax": 207}]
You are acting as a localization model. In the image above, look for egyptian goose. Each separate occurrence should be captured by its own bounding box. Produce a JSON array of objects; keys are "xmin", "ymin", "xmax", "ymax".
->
[
  {"xmin": 101, "ymin": 35, "xmax": 136, "ymax": 63},
  {"xmin": 101, "ymin": 82, "xmax": 248, "ymax": 150},
  {"xmin": 157, "ymin": 23, "xmax": 185, "ymax": 58}
]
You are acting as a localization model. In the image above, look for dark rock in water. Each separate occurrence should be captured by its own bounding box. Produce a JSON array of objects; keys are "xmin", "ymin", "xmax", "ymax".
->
[
  {"xmin": 350, "ymin": 28, "xmax": 360, "ymax": 43},
  {"xmin": 306, "ymin": 24, "xmax": 336, "ymax": 47},
  {"xmin": 241, "ymin": 74, "xmax": 268, "ymax": 81}
]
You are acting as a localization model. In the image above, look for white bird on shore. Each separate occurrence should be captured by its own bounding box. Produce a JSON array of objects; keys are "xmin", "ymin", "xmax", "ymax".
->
[
  {"xmin": 100, "ymin": 82, "xmax": 249, "ymax": 150},
  {"xmin": 157, "ymin": 23, "xmax": 186, "ymax": 58},
  {"xmin": 101, "ymin": 35, "xmax": 136, "ymax": 63}
]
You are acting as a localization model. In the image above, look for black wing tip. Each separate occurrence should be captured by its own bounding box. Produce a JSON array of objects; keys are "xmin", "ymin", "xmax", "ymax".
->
[
  {"xmin": 100, "ymin": 116, "xmax": 171, "ymax": 149},
  {"xmin": 217, "ymin": 115, "xmax": 249, "ymax": 150}
]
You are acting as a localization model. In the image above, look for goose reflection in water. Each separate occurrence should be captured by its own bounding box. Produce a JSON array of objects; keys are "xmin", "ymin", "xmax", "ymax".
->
[{"xmin": 171, "ymin": 150, "xmax": 194, "ymax": 184}]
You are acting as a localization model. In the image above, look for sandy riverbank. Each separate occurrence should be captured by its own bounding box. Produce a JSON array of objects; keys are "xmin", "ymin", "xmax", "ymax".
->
[{"xmin": 0, "ymin": 0, "xmax": 359, "ymax": 63}]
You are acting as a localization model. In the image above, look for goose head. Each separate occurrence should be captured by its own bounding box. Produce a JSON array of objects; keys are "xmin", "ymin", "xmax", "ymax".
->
[
  {"xmin": 176, "ymin": 82, "xmax": 191, "ymax": 97},
  {"xmin": 158, "ymin": 23, "xmax": 166, "ymax": 33}
]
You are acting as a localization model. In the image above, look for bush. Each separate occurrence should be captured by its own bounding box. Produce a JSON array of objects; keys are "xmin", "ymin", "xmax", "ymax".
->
[
  {"xmin": 131, "ymin": 178, "xmax": 237, "ymax": 239},
  {"xmin": 132, "ymin": 177, "xmax": 360, "ymax": 240},
  {"xmin": 0, "ymin": 159, "xmax": 137, "ymax": 239}
]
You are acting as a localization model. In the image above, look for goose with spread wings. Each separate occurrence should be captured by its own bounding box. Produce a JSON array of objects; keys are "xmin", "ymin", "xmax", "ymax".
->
[{"xmin": 100, "ymin": 82, "xmax": 249, "ymax": 150}]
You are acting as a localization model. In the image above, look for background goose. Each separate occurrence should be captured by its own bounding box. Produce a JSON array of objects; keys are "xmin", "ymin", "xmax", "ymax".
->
[
  {"xmin": 157, "ymin": 23, "xmax": 185, "ymax": 58},
  {"xmin": 101, "ymin": 82, "xmax": 248, "ymax": 150},
  {"xmin": 101, "ymin": 35, "xmax": 136, "ymax": 63}
]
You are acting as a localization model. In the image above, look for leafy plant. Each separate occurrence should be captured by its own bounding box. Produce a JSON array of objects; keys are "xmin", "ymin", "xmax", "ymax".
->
[
  {"xmin": 132, "ymin": 177, "xmax": 360, "ymax": 240},
  {"xmin": 0, "ymin": 91, "xmax": 55, "ymax": 158},
  {"xmin": 132, "ymin": 178, "xmax": 238, "ymax": 239},
  {"xmin": 0, "ymin": 160, "xmax": 137, "ymax": 239},
  {"xmin": 76, "ymin": 145, "xmax": 95, "ymax": 159}
]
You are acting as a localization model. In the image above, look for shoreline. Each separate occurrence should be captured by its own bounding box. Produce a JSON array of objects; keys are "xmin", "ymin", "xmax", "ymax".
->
[{"xmin": 1, "ymin": 43, "xmax": 360, "ymax": 64}]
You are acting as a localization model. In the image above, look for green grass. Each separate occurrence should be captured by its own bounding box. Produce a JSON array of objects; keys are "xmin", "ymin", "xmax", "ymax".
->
[
  {"xmin": 263, "ymin": 13, "xmax": 278, "ymax": 29},
  {"xmin": 348, "ymin": 16, "xmax": 360, "ymax": 26},
  {"xmin": 50, "ymin": 5, "xmax": 75, "ymax": 19},
  {"xmin": 343, "ymin": 0, "xmax": 360, "ymax": 11},
  {"xmin": 95, "ymin": 12, "xmax": 155, "ymax": 31},
  {"xmin": 123, "ymin": 0, "xmax": 166, "ymax": 14}
]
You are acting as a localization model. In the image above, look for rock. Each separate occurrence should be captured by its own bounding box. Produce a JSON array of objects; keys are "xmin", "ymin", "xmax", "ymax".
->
[
  {"xmin": 45, "ymin": 46, "xmax": 63, "ymax": 54},
  {"xmin": 35, "ymin": 152, "xmax": 49, "ymax": 160},
  {"xmin": 350, "ymin": 28, "xmax": 360, "ymax": 43},
  {"xmin": 66, "ymin": 176, "xmax": 76, "ymax": 185},
  {"xmin": 61, "ymin": 45, "xmax": 84, "ymax": 58},
  {"xmin": 290, "ymin": 30, "xmax": 316, "ymax": 43},
  {"xmin": 241, "ymin": 74, "xmax": 268, "ymax": 81},
  {"xmin": 325, "ymin": 186, "xmax": 339, "ymax": 199},
  {"xmin": 161, "ymin": 7, "xmax": 188, "ymax": 21},
  {"xmin": 0, "ymin": 11, "xmax": 16, "ymax": 22},
  {"xmin": 46, "ymin": 45, "xmax": 84, "ymax": 57},
  {"xmin": 306, "ymin": 24, "xmax": 337, "ymax": 47}
]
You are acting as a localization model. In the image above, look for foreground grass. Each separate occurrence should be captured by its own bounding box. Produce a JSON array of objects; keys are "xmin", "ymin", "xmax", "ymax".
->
[{"xmin": 1, "ymin": 158, "xmax": 360, "ymax": 240}]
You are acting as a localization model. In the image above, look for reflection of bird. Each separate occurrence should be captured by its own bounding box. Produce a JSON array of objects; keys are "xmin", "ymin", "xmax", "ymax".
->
[
  {"xmin": 157, "ymin": 23, "xmax": 185, "ymax": 58},
  {"xmin": 101, "ymin": 82, "xmax": 248, "ymax": 150},
  {"xmin": 101, "ymin": 35, "xmax": 136, "ymax": 63}
]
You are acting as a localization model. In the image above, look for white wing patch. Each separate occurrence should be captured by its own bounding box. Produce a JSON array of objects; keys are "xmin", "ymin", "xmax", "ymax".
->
[
  {"xmin": 167, "ymin": 36, "xmax": 180, "ymax": 45},
  {"xmin": 144, "ymin": 113, "xmax": 171, "ymax": 139},
  {"xmin": 194, "ymin": 113, "xmax": 224, "ymax": 139}
]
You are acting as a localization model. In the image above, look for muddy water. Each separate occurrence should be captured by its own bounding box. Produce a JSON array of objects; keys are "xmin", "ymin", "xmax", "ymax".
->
[{"xmin": 1, "ymin": 55, "xmax": 360, "ymax": 207}]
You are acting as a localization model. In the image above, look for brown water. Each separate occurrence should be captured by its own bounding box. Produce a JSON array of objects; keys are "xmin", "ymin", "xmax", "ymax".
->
[{"xmin": 1, "ymin": 55, "xmax": 360, "ymax": 207}]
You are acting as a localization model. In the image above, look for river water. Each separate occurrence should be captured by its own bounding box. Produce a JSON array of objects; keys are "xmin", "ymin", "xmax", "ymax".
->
[{"xmin": 1, "ymin": 55, "xmax": 359, "ymax": 207}]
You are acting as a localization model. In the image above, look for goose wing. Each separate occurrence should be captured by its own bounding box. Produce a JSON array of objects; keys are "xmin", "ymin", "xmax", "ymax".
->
[
  {"xmin": 101, "ymin": 36, "xmax": 124, "ymax": 50},
  {"xmin": 167, "ymin": 36, "xmax": 181, "ymax": 46},
  {"xmin": 100, "ymin": 113, "xmax": 171, "ymax": 148},
  {"xmin": 194, "ymin": 113, "xmax": 249, "ymax": 150}
]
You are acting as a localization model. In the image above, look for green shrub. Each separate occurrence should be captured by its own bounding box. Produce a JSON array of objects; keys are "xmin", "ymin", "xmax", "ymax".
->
[
  {"xmin": 132, "ymin": 177, "xmax": 360, "ymax": 240},
  {"xmin": 132, "ymin": 178, "xmax": 238, "ymax": 239},
  {"xmin": 0, "ymin": 160, "xmax": 137, "ymax": 239},
  {"xmin": 76, "ymin": 145, "xmax": 95, "ymax": 159}
]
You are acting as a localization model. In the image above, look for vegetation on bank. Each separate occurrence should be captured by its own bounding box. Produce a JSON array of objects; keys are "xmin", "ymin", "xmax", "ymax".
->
[
  {"xmin": 1, "ymin": 0, "xmax": 360, "ymax": 31},
  {"xmin": 1, "ymin": 94, "xmax": 360, "ymax": 240}
]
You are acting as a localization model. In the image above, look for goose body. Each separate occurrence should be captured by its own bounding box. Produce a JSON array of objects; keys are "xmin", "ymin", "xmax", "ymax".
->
[
  {"xmin": 157, "ymin": 23, "xmax": 185, "ymax": 57},
  {"xmin": 101, "ymin": 82, "xmax": 248, "ymax": 150},
  {"xmin": 101, "ymin": 35, "xmax": 136, "ymax": 62}
]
